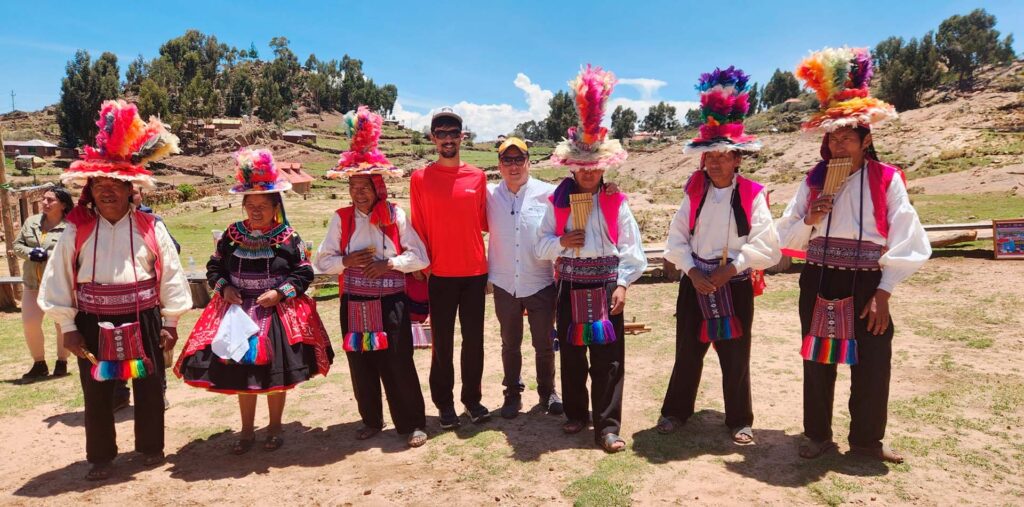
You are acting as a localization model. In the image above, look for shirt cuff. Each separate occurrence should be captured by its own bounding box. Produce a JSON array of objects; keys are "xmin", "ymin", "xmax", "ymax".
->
[
  {"xmin": 877, "ymin": 279, "xmax": 896, "ymax": 295},
  {"xmin": 59, "ymin": 320, "xmax": 77, "ymax": 333},
  {"xmin": 162, "ymin": 316, "xmax": 179, "ymax": 328},
  {"xmin": 213, "ymin": 277, "xmax": 229, "ymax": 295},
  {"xmin": 732, "ymin": 253, "xmax": 748, "ymax": 273},
  {"xmin": 278, "ymin": 282, "xmax": 298, "ymax": 299}
]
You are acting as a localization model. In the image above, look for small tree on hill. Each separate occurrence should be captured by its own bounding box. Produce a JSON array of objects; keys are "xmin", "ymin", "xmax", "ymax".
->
[
  {"xmin": 610, "ymin": 105, "xmax": 638, "ymax": 140},
  {"xmin": 936, "ymin": 8, "xmax": 1017, "ymax": 90},
  {"xmin": 761, "ymin": 69, "xmax": 801, "ymax": 110},
  {"xmin": 544, "ymin": 91, "xmax": 578, "ymax": 141}
]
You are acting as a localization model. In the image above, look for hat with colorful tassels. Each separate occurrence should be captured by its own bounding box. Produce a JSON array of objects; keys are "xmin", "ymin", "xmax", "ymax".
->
[
  {"xmin": 62, "ymin": 99, "xmax": 179, "ymax": 189},
  {"xmin": 795, "ymin": 46, "xmax": 897, "ymax": 133},
  {"xmin": 551, "ymin": 65, "xmax": 627, "ymax": 171},
  {"xmin": 684, "ymin": 66, "xmax": 761, "ymax": 153},
  {"xmin": 229, "ymin": 147, "xmax": 292, "ymax": 194},
  {"xmin": 325, "ymin": 106, "xmax": 402, "ymax": 180}
]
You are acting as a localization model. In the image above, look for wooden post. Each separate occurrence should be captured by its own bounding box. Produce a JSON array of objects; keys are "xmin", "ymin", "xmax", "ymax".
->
[{"xmin": 0, "ymin": 129, "xmax": 22, "ymax": 307}]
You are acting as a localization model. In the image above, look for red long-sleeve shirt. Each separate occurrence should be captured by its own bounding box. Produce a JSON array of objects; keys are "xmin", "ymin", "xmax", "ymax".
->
[{"xmin": 410, "ymin": 162, "xmax": 488, "ymax": 277}]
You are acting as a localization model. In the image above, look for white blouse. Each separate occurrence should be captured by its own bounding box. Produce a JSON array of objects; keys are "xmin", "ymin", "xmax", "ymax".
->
[
  {"xmin": 38, "ymin": 208, "xmax": 193, "ymax": 332},
  {"xmin": 664, "ymin": 178, "xmax": 781, "ymax": 277},
  {"xmin": 776, "ymin": 165, "xmax": 931, "ymax": 293},
  {"xmin": 535, "ymin": 194, "xmax": 648, "ymax": 288},
  {"xmin": 315, "ymin": 206, "xmax": 429, "ymax": 275}
]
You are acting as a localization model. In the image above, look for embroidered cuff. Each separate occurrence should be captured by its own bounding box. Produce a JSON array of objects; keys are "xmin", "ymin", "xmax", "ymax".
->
[
  {"xmin": 278, "ymin": 282, "xmax": 298, "ymax": 299},
  {"xmin": 213, "ymin": 277, "xmax": 229, "ymax": 295}
]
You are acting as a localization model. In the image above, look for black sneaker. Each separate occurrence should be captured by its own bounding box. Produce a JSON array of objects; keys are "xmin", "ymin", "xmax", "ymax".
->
[
  {"xmin": 52, "ymin": 360, "xmax": 69, "ymax": 377},
  {"xmin": 113, "ymin": 396, "xmax": 131, "ymax": 413},
  {"xmin": 20, "ymin": 361, "xmax": 49, "ymax": 382},
  {"xmin": 542, "ymin": 392, "xmax": 564, "ymax": 415},
  {"xmin": 466, "ymin": 403, "xmax": 492, "ymax": 424},
  {"xmin": 439, "ymin": 407, "xmax": 461, "ymax": 430},
  {"xmin": 500, "ymin": 392, "xmax": 522, "ymax": 419}
]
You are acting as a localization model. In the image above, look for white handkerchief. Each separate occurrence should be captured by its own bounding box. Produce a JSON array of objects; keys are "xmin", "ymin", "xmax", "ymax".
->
[{"xmin": 211, "ymin": 304, "xmax": 260, "ymax": 362}]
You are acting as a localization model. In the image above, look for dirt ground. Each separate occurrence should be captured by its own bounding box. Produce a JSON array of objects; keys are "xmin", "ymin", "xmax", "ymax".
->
[{"xmin": 1, "ymin": 249, "xmax": 1022, "ymax": 506}]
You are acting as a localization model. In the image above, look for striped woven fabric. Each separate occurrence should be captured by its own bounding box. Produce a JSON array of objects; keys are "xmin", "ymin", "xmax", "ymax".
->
[
  {"xmin": 230, "ymin": 273, "xmax": 285, "ymax": 297},
  {"xmin": 691, "ymin": 255, "xmax": 747, "ymax": 342},
  {"xmin": 344, "ymin": 267, "xmax": 405, "ymax": 297},
  {"xmin": 801, "ymin": 295, "xmax": 858, "ymax": 365},
  {"xmin": 570, "ymin": 287, "xmax": 609, "ymax": 325},
  {"xmin": 806, "ymin": 237, "xmax": 883, "ymax": 271},
  {"xmin": 344, "ymin": 299, "xmax": 388, "ymax": 352},
  {"xmin": 77, "ymin": 278, "xmax": 158, "ymax": 316},
  {"xmin": 555, "ymin": 256, "xmax": 618, "ymax": 284}
]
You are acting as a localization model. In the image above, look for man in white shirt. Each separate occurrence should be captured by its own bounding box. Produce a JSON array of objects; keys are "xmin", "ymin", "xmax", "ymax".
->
[
  {"xmin": 39, "ymin": 100, "xmax": 191, "ymax": 481},
  {"xmin": 778, "ymin": 47, "xmax": 931, "ymax": 464},
  {"xmin": 656, "ymin": 66, "xmax": 781, "ymax": 446},
  {"xmin": 486, "ymin": 137, "xmax": 562, "ymax": 419}
]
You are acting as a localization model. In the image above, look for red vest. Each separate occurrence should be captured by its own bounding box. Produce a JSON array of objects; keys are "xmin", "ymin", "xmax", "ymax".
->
[
  {"xmin": 335, "ymin": 206, "xmax": 404, "ymax": 289},
  {"xmin": 67, "ymin": 206, "xmax": 162, "ymax": 291},
  {"xmin": 549, "ymin": 192, "xmax": 626, "ymax": 245}
]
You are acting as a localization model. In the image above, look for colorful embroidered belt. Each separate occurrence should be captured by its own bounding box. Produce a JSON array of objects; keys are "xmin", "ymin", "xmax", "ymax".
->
[
  {"xmin": 77, "ymin": 278, "xmax": 158, "ymax": 316},
  {"xmin": 691, "ymin": 255, "xmax": 752, "ymax": 281},
  {"xmin": 344, "ymin": 267, "xmax": 405, "ymax": 297},
  {"xmin": 806, "ymin": 237, "xmax": 883, "ymax": 271},
  {"xmin": 555, "ymin": 256, "xmax": 618, "ymax": 284},
  {"xmin": 230, "ymin": 273, "xmax": 285, "ymax": 297}
]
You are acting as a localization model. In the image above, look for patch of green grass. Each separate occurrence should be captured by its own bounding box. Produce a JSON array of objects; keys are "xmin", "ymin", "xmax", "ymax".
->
[
  {"xmin": 562, "ymin": 452, "xmax": 646, "ymax": 507},
  {"xmin": 754, "ymin": 288, "xmax": 800, "ymax": 311},
  {"xmin": 315, "ymin": 137, "xmax": 349, "ymax": 151},
  {"xmin": 911, "ymin": 155, "xmax": 993, "ymax": 179},
  {"xmin": 807, "ymin": 474, "xmax": 862, "ymax": 506},
  {"xmin": 913, "ymin": 192, "xmax": 1024, "ymax": 224}
]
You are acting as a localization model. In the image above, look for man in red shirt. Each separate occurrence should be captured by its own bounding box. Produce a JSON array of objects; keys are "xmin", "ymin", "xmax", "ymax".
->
[{"xmin": 410, "ymin": 109, "xmax": 490, "ymax": 429}]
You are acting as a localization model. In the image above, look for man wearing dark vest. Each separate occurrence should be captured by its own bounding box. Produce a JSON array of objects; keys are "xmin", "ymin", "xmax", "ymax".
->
[
  {"xmin": 316, "ymin": 106, "xmax": 429, "ymax": 447},
  {"xmin": 657, "ymin": 67, "xmax": 781, "ymax": 445},
  {"xmin": 39, "ymin": 100, "xmax": 192, "ymax": 481},
  {"xmin": 778, "ymin": 47, "xmax": 930, "ymax": 463}
]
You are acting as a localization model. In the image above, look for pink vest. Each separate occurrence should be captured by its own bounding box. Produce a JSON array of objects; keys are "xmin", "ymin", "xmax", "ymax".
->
[
  {"xmin": 783, "ymin": 159, "xmax": 904, "ymax": 259},
  {"xmin": 684, "ymin": 170, "xmax": 765, "ymax": 235},
  {"xmin": 549, "ymin": 191, "xmax": 626, "ymax": 246}
]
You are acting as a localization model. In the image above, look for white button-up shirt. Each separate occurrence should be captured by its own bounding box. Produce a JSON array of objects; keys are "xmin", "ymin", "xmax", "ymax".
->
[
  {"xmin": 487, "ymin": 177, "xmax": 556, "ymax": 297},
  {"xmin": 315, "ymin": 206, "xmax": 429, "ymax": 275},
  {"xmin": 535, "ymin": 192, "xmax": 648, "ymax": 288},
  {"xmin": 38, "ymin": 208, "xmax": 193, "ymax": 332},
  {"xmin": 776, "ymin": 164, "xmax": 931, "ymax": 293},
  {"xmin": 664, "ymin": 177, "xmax": 782, "ymax": 277}
]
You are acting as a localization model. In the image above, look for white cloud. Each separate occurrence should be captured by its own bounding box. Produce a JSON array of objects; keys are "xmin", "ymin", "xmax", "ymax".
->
[
  {"xmin": 392, "ymin": 73, "xmax": 698, "ymax": 140},
  {"xmin": 618, "ymin": 78, "xmax": 668, "ymax": 101}
]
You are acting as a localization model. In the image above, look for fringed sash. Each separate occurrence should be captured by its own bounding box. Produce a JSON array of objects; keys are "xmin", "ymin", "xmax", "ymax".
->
[{"xmin": 692, "ymin": 255, "xmax": 749, "ymax": 343}]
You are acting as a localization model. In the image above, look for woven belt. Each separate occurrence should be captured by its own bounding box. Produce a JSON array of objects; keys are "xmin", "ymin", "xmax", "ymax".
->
[{"xmin": 77, "ymin": 278, "xmax": 158, "ymax": 316}]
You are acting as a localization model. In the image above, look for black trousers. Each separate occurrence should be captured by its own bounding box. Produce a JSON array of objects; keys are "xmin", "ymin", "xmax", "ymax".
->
[
  {"xmin": 75, "ymin": 307, "xmax": 165, "ymax": 465},
  {"xmin": 341, "ymin": 293, "xmax": 426, "ymax": 434},
  {"xmin": 556, "ymin": 280, "xmax": 625, "ymax": 442},
  {"xmin": 661, "ymin": 276, "xmax": 754, "ymax": 429},
  {"xmin": 800, "ymin": 265, "xmax": 894, "ymax": 448},
  {"xmin": 427, "ymin": 274, "xmax": 487, "ymax": 410}
]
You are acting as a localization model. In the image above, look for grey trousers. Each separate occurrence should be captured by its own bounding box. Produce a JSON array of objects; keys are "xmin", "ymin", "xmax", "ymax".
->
[{"xmin": 492, "ymin": 283, "xmax": 557, "ymax": 398}]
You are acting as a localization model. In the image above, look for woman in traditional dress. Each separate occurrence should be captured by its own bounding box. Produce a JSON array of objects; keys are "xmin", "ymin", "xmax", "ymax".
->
[{"xmin": 176, "ymin": 148, "xmax": 334, "ymax": 454}]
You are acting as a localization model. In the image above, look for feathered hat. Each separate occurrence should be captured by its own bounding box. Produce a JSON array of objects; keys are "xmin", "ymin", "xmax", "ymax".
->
[
  {"xmin": 684, "ymin": 66, "xmax": 761, "ymax": 154},
  {"xmin": 551, "ymin": 65, "xmax": 627, "ymax": 171},
  {"xmin": 795, "ymin": 46, "xmax": 897, "ymax": 133},
  {"xmin": 325, "ymin": 106, "xmax": 402, "ymax": 180},
  {"xmin": 229, "ymin": 147, "xmax": 292, "ymax": 194},
  {"xmin": 62, "ymin": 99, "xmax": 179, "ymax": 189}
]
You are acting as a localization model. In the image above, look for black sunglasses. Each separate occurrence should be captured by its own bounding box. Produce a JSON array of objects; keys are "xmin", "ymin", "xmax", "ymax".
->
[
  {"xmin": 499, "ymin": 156, "xmax": 527, "ymax": 166},
  {"xmin": 432, "ymin": 129, "xmax": 462, "ymax": 140}
]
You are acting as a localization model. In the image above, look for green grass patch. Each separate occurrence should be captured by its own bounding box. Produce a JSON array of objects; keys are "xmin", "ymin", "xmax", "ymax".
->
[
  {"xmin": 807, "ymin": 474, "xmax": 862, "ymax": 506},
  {"xmin": 913, "ymin": 192, "xmax": 1024, "ymax": 224},
  {"xmin": 562, "ymin": 452, "xmax": 647, "ymax": 507},
  {"xmin": 315, "ymin": 137, "xmax": 349, "ymax": 151}
]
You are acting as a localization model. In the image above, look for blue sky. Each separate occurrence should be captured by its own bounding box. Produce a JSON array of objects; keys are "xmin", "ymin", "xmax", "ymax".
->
[{"xmin": 1, "ymin": 0, "xmax": 1020, "ymax": 139}]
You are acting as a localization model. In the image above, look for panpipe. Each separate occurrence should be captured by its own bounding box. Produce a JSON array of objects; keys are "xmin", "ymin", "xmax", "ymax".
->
[
  {"xmin": 823, "ymin": 157, "xmax": 853, "ymax": 196},
  {"xmin": 569, "ymin": 192, "xmax": 593, "ymax": 256}
]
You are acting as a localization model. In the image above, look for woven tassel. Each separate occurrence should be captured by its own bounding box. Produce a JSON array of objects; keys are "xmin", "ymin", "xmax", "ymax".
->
[
  {"xmin": 699, "ymin": 315, "xmax": 744, "ymax": 343},
  {"xmin": 343, "ymin": 332, "xmax": 389, "ymax": 352},
  {"xmin": 92, "ymin": 359, "xmax": 149, "ymax": 381},
  {"xmin": 568, "ymin": 320, "xmax": 617, "ymax": 346},
  {"xmin": 801, "ymin": 335, "xmax": 858, "ymax": 365}
]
